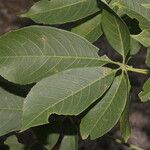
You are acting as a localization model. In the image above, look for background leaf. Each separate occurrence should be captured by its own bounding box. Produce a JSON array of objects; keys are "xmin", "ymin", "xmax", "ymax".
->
[
  {"xmin": 130, "ymin": 37, "xmax": 141, "ymax": 55},
  {"xmin": 131, "ymin": 30, "xmax": 150, "ymax": 47},
  {"xmin": 5, "ymin": 135, "xmax": 25, "ymax": 150},
  {"xmin": 60, "ymin": 135, "xmax": 78, "ymax": 150},
  {"xmin": 139, "ymin": 78, "xmax": 150, "ymax": 102},
  {"xmin": 80, "ymin": 74, "xmax": 128, "ymax": 139},
  {"xmin": 0, "ymin": 87, "xmax": 23, "ymax": 136},
  {"xmin": 0, "ymin": 25, "xmax": 109, "ymax": 85},
  {"xmin": 146, "ymin": 47, "xmax": 150, "ymax": 67},
  {"xmin": 45, "ymin": 133, "xmax": 60, "ymax": 150},
  {"xmin": 71, "ymin": 14, "xmax": 103, "ymax": 43},
  {"xmin": 102, "ymin": 10, "xmax": 130, "ymax": 57},
  {"xmin": 22, "ymin": 67, "xmax": 115, "ymax": 131},
  {"xmin": 120, "ymin": 0, "xmax": 150, "ymax": 21},
  {"xmin": 21, "ymin": 0, "xmax": 100, "ymax": 24}
]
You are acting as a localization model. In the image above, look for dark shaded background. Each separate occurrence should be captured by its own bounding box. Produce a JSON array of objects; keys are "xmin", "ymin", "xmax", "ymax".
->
[{"xmin": 0, "ymin": 0, "xmax": 150, "ymax": 150}]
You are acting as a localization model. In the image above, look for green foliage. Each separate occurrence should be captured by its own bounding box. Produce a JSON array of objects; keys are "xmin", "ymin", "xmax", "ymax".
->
[{"xmin": 0, "ymin": 0, "xmax": 149, "ymax": 149}]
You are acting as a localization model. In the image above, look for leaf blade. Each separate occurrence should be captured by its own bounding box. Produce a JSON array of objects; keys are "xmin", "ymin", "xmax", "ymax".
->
[
  {"xmin": 0, "ymin": 87, "xmax": 23, "ymax": 136},
  {"xmin": 22, "ymin": 67, "xmax": 115, "ymax": 131},
  {"xmin": 0, "ymin": 25, "xmax": 109, "ymax": 85},
  {"xmin": 102, "ymin": 10, "xmax": 130, "ymax": 57},
  {"xmin": 22, "ymin": 0, "xmax": 100, "ymax": 24},
  {"xmin": 80, "ymin": 74, "xmax": 128, "ymax": 139},
  {"xmin": 71, "ymin": 14, "xmax": 103, "ymax": 43}
]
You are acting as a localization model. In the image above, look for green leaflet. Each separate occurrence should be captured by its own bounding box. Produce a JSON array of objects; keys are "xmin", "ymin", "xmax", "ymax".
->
[
  {"xmin": 139, "ymin": 78, "xmax": 150, "ymax": 102},
  {"xmin": 60, "ymin": 136, "xmax": 78, "ymax": 150},
  {"xmin": 120, "ymin": 75, "xmax": 131, "ymax": 142},
  {"xmin": 45, "ymin": 134, "xmax": 60, "ymax": 150},
  {"xmin": 71, "ymin": 14, "xmax": 103, "ymax": 43},
  {"xmin": 131, "ymin": 30, "xmax": 150, "ymax": 47},
  {"xmin": 121, "ymin": 0, "xmax": 150, "ymax": 21},
  {"xmin": 21, "ymin": 0, "xmax": 100, "ymax": 24},
  {"xmin": 80, "ymin": 74, "xmax": 128, "ymax": 140},
  {"xmin": 0, "ymin": 25, "xmax": 110, "ymax": 85},
  {"xmin": 146, "ymin": 47, "xmax": 150, "ymax": 67},
  {"xmin": 102, "ymin": 10, "xmax": 130, "ymax": 58},
  {"xmin": 130, "ymin": 37, "xmax": 141, "ymax": 55},
  {"xmin": 5, "ymin": 135, "xmax": 25, "ymax": 150},
  {"xmin": 0, "ymin": 87, "xmax": 23, "ymax": 136},
  {"xmin": 22, "ymin": 67, "xmax": 115, "ymax": 131}
]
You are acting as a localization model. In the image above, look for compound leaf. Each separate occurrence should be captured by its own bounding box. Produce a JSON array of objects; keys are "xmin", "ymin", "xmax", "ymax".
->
[
  {"xmin": 21, "ymin": 0, "xmax": 100, "ymax": 24},
  {"xmin": 0, "ymin": 87, "xmax": 23, "ymax": 136},
  {"xmin": 139, "ymin": 78, "xmax": 150, "ymax": 102},
  {"xmin": 71, "ymin": 14, "xmax": 103, "ymax": 43},
  {"xmin": 102, "ymin": 10, "xmax": 130, "ymax": 57},
  {"xmin": 22, "ymin": 67, "xmax": 115, "ymax": 131},
  {"xmin": 0, "ymin": 25, "xmax": 109, "ymax": 85},
  {"xmin": 80, "ymin": 74, "xmax": 128, "ymax": 139}
]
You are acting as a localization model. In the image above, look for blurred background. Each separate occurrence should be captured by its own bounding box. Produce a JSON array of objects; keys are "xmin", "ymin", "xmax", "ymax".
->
[{"xmin": 0, "ymin": 0, "xmax": 150, "ymax": 150}]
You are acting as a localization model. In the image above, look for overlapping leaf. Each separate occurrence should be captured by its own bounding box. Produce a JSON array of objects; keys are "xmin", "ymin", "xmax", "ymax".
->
[
  {"xmin": 80, "ymin": 75, "xmax": 127, "ymax": 139},
  {"xmin": 102, "ymin": 10, "xmax": 130, "ymax": 57},
  {"xmin": 121, "ymin": 0, "xmax": 150, "ymax": 21},
  {"xmin": 131, "ymin": 30, "xmax": 150, "ymax": 47},
  {"xmin": 72, "ymin": 14, "xmax": 103, "ymax": 43},
  {"xmin": 0, "ymin": 25, "xmax": 110, "ymax": 85},
  {"xmin": 0, "ymin": 87, "xmax": 23, "ymax": 136},
  {"xmin": 22, "ymin": 67, "xmax": 115, "ymax": 131},
  {"xmin": 21, "ymin": 0, "xmax": 100, "ymax": 24},
  {"xmin": 113, "ymin": 0, "xmax": 150, "ymax": 30},
  {"xmin": 139, "ymin": 78, "xmax": 150, "ymax": 102}
]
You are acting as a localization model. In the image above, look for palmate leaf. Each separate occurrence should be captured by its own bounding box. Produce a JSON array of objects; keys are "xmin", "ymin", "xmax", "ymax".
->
[
  {"xmin": 0, "ymin": 87, "xmax": 23, "ymax": 136},
  {"xmin": 22, "ymin": 67, "xmax": 116, "ymax": 131},
  {"xmin": 71, "ymin": 14, "xmax": 103, "ymax": 43},
  {"xmin": 80, "ymin": 74, "xmax": 128, "ymax": 139},
  {"xmin": 0, "ymin": 25, "xmax": 110, "ymax": 85},
  {"xmin": 5, "ymin": 135, "xmax": 25, "ymax": 150},
  {"xmin": 131, "ymin": 30, "xmax": 150, "ymax": 47},
  {"xmin": 60, "ymin": 135, "xmax": 78, "ymax": 150},
  {"xmin": 102, "ymin": 10, "xmax": 130, "ymax": 58},
  {"xmin": 139, "ymin": 78, "xmax": 150, "ymax": 102},
  {"xmin": 121, "ymin": 0, "xmax": 150, "ymax": 21},
  {"xmin": 21, "ymin": 0, "xmax": 100, "ymax": 24},
  {"xmin": 146, "ymin": 47, "xmax": 150, "ymax": 67}
]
